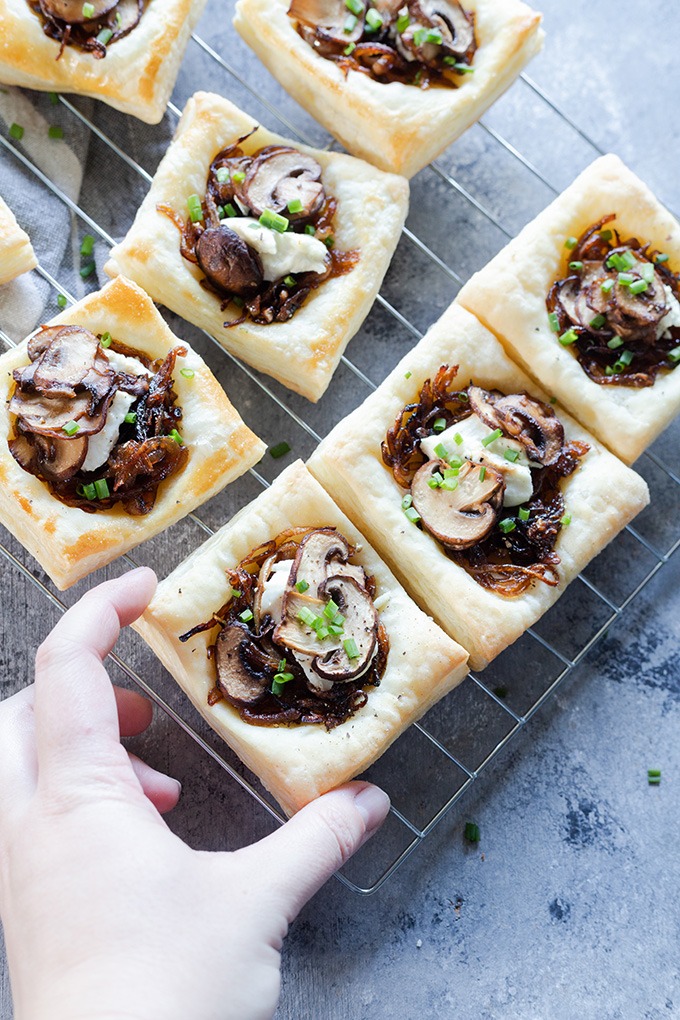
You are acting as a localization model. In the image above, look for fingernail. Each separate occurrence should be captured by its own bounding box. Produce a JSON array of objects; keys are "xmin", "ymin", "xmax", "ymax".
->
[{"xmin": 354, "ymin": 784, "xmax": 390, "ymax": 834}]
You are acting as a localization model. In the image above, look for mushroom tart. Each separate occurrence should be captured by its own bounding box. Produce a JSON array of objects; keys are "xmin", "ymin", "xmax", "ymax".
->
[
  {"xmin": 458, "ymin": 155, "xmax": 680, "ymax": 465},
  {"xmin": 179, "ymin": 526, "xmax": 389, "ymax": 729},
  {"xmin": 0, "ymin": 196, "xmax": 37, "ymax": 286},
  {"xmin": 308, "ymin": 301, "xmax": 649, "ymax": 670},
  {"xmin": 134, "ymin": 461, "xmax": 468, "ymax": 815},
  {"xmin": 289, "ymin": 0, "xmax": 477, "ymax": 89},
  {"xmin": 382, "ymin": 367, "xmax": 589, "ymax": 596},
  {"xmin": 0, "ymin": 0, "xmax": 205, "ymax": 123},
  {"xmin": 105, "ymin": 92, "xmax": 409, "ymax": 401},
  {"xmin": 547, "ymin": 214, "xmax": 680, "ymax": 388},
  {"xmin": 27, "ymin": 0, "xmax": 146, "ymax": 58},
  {"xmin": 233, "ymin": 0, "xmax": 543, "ymax": 177},
  {"xmin": 159, "ymin": 132, "xmax": 359, "ymax": 328},
  {"xmin": 0, "ymin": 276, "xmax": 265, "ymax": 589}
]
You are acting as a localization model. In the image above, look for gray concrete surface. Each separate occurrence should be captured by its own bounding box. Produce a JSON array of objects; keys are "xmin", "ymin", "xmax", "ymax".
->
[{"xmin": 0, "ymin": 1, "xmax": 679, "ymax": 1017}]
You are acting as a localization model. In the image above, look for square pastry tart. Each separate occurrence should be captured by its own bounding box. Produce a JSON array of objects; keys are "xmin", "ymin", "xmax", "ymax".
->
[
  {"xmin": 233, "ymin": 0, "xmax": 544, "ymax": 179},
  {"xmin": 0, "ymin": 275, "xmax": 266, "ymax": 589},
  {"xmin": 134, "ymin": 460, "xmax": 469, "ymax": 815},
  {"xmin": 0, "ymin": 194, "xmax": 37, "ymax": 285},
  {"xmin": 457, "ymin": 154, "xmax": 680, "ymax": 466},
  {"xmin": 307, "ymin": 302, "xmax": 649, "ymax": 671},
  {"xmin": 105, "ymin": 92, "xmax": 409, "ymax": 402},
  {"xmin": 0, "ymin": 0, "xmax": 206, "ymax": 123}
]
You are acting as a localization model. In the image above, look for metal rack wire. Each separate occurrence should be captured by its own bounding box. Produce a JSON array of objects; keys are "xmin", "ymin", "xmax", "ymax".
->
[{"xmin": 0, "ymin": 29, "xmax": 678, "ymax": 894}]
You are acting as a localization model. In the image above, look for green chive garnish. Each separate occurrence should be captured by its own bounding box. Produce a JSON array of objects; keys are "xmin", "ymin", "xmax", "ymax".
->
[
  {"xmin": 223, "ymin": 203, "xmax": 237, "ymax": 218},
  {"xmin": 433, "ymin": 442, "xmax": 449, "ymax": 459},
  {"xmin": 259, "ymin": 208, "xmax": 289, "ymax": 233},
  {"xmin": 479, "ymin": 466, "xmax": 486, "ymax": 481},
  {"xmin": 295, "ymin": 579, "xmax": 309, "ymax": 594},
  {"xmin": 443, "ymin": 58, "xmax": 474, "ymax": 72},
  {"xmin": 62, "ymin": 420, "xmax": 79, "ymax": 436},
  {"xmin": 668, "ymin": 346, "xmax": 680, "ymax": 363},
  {"xmin": 344, "ymin": 12, "xmax": 357, "ymax": 32},
  {"xmin": 49, "ymin": 92, "xmax": 59, "ymax": 105},
  {"xmin": 404, "ymin": 506, "xmax": 421, "ymax": 524},
  {"xmin": 187, "ymin": 194, "xmax": 203, "ymax": 223},
  {"xmin": 607, "ymin": 336, "xmax": 623, "ymax": 350},
  {"xmin": 9, "ymin": 123, "xmax": 24, "ymax": 141},
  {"xmin": 629, "ymin": 279, "xmax": 648, "ymax": 295},
  {"xmin": 618, "ymin": 272, "xmax": 635, "ymax": 285},
  {"xmin": 100, "ymin": 332, "xmax": 112, "ymax": 348},
  {"xmin": 80, "ymin": 234, "xmax": 94, "ymax": 256},
  {"xmin": 94, "ymin": 478, "xmax": 110, "ymax": 499},
  {"xmin": 297, "ymin": 607, "xmax": 317, "ymax": 627},
  {"xmin": 180, "ymin": 367, "xmax": 194, "ymax": 378},
  {"xmin": 618, "ymin": 349, "xmax": 634, "ymax": 366},
  {"xmin": 518, "ymin": 507, "xmax": 530, "ymax": 522},
  {"xmin": 305, "ymin": 224, "xmax": 316, "ymax": 236},
  {"xmin": 324, "ymin": 236, "xmax": 335, "ymax": 248},
  {"xmin": 96, "ymin": 27, "xmax": 113, "ymax": 44},
  {"xmin": 569, "ymin": 261, "xmax": 583, "ymax": 271},
  {"xmin": 396, "ymin": 11, "xmax": 409, "ymax": 31},
  {"xmin": 590, "ymin": 314, "xmax": 606, "ymax": 329},
  {"xmin": 560, "ymin": 513, "xmax": 572, "ymax": 526},
  {"xmin": 283, "ymin": 275, "xmax": 296, "ymax": 287},
  {"xmin": 365, "ymin": 8, "xmax": 382, "ymax": 29},
  {"xmin": 404, "ymin": 371, "xmax": 412, "ymax": 379},
  {"xmin": 548, "ymin": 311, "xmax": 560, "ymax": 333},
  {"xmin": 641, "ymin": 263, "xmax": 655, "ymax": 284},
  {"xmin": 558, "ymin": 329, "xmax": 578, "ymax": 346},
  {"xmin": 48, "ymin": 125, "xmax": 63, "ymax": 140},
  {"xmin": 402, "ymin": 493, "xmax": 413, "ymax": 510},
  {"xmin": 269, "ymin": 441, "xmax": 291, "ymax": 459},
  {"xmin": 600, "ymin": 229, "xmax": 612, "ymax": 241},
  {"xmin": 464, "ymin": 821, "xmax": 480, "ymax": 843},
  {"xmin": 215, "ymin": 167, "xmax": 230, "ymax": 183},
  {"xmin": 323, "ymin": 599, "xmax": 339, "ymax": 620},
  {"xmin": 169, "ymin": 429, "xmax": 183, "ymax": 445},
  {"xmin": 433, "ymin": 417, "xmax": 446, "ymax": 432},
  {"xmin": 57, "ymin": 294, "xmax": 67, "ymax": 309},
  {"xmin": 287, "ymin": 198, "xmax": 303, "ymax": 214},
  {"xmin": 239, "ymin": 608, "xmax": 254, "ymax": 623},
  {"xmin": 655, "ymin": 253, "xmax": 669, "ymax": 264},
  {"xmin": 344, "ymin": 637, "xmax": 360, "ymax": 660},
  {"xmin": 454, "ymin": 432, "xmax": 463, "ymax": 446},
  {"xmin": 80, "ymin": 263, "xmax": 95, "ymax": 279},
  {"xmin": 648, "ymin": 768, "xmax": 661, "ymax": 785},
  {"xmin": 564, "ymin": 237, "xmax": 578, "ymax": 250},
  {"xmin": 481, "ymin": 428, "xmax": 502, "ymax": 447},
  {"xmin": 499, "ymin": 518, "xmax": 516, "ymax": 534},
  {"xmin": 82, "ymin": 2, "xmax": 95, "ymax": 16},
  {"xmin": 440, "ymin": 478, "xmax": 458, "ymax": 491},
  {"xmin": 601, "ymin": 278, "xmax": 615, "ymax": 294},
  {"xmin": 81, "ymin": 482, "xmax": 96, "ymax": 500},
  {"xmin": 344, "ymin": 0, "xmax": 363, "ymax": 14},
  {"xmin": 124, "ymin": 412, "xmax": 136, "ymax": 424},
  {"xmin": 231, "ymin": 170, "xmax": 246, "ymax": 184},
  {"xmin": 504, "ymin": 449, "xmax": 519, "ymax": 463}
]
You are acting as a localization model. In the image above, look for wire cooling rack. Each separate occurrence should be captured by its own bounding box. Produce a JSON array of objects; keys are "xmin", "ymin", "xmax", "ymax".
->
[{"xmin": 0, "ymin": 25, "xmax": 678, "ymax": 894}]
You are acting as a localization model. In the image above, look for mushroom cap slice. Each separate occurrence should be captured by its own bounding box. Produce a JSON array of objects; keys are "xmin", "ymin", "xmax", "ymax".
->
[
  {"xmin": 288, "ymin": 0, "xmax": 364, "ymax": 45},
  {"xmin": 400, "ymin": 0, "xmax": 474, "ymax": 65},
  {"xmin": 32, "ymin": 327, "xmax": 101, "ymax": 397},
  {"xmin": 411, "ymin": 458, "xmax": 504, "ymax": 550},
  {"xmin": 39, "ymin": 0, "xmax": 117, "ymax": 22},
  {"xmin": 468, "ymin": 386, "xmax": 564, "ymax": 467},
  {"xmin": 242, "ymin": 147, "xmax": 325, "ymax": 220},
  {"xmin": 195, "ymin": 225, "xmax": 264, "ymax": 297},
  {"xmin": 215, "ymin": 623, "xmax": 270, "ymax": 706},
  {"xmin": 109, "ymin": 0, "xmax": 141, "ymax": 36},
  {"xmin": 313, "ymin": 575, "xmax": 378, "ymax": 681},
  {"xmin": 285, "ymin": 527, "xmax": 351, "ymax": 597}
]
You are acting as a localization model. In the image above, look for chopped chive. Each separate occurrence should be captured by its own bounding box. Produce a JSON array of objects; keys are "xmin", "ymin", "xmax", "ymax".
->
[
  {"xmin": 454, "ymin": 432, "xmax": 463, "ymax": 446},
  {"xmin": 124, "ymin": 412, "xmax": 136, "ymax": 424},
  {"xmin": 269, "ymin": 441, "xmax": 291, "ymax": 459},
  {"xmin": 48, "ymin": 125, "xmax": 63, "ymax": 140},
  {"xmin": 569, "ymin": 261, "xmax": 584, "ymax": 271},
  {"xmin": 479, "ymin": 466, "xmax": 486, "ymax": 481},
  {"xmin": 396, "ymin": 11, "xmax": 409, "ymax": 31},
  {"xmin": 96, "ymin": 27, "xmax": 113, "ymax": 44},
  {"xmin": 114, "ymin": 9, "xmax": 121, "ymax": 25},
  {"xmin": 323, "ymin": 599, "xmax": 339, "ymax": 620},
  {"xmin": 232, "ymin": 297, "xmax": 244, "ymax": 308},
  {"xmin": 215, "ymin": 167, "xmax": 230, "ymax": 183},
  {"xmin": 518, "ymin": 506, "xmax": 530, "ymax": 522},
  {"xmin": 287, "ymin": 198, "xmax": 304, "ymax": 214},
  {"xmin": 560, "ymin": 513, "xmax": 572, "ymax": 526},
  {"xmin": 550, "ymin": 396, "xmax": 557, "ymax": 404},
  {"xmin": 295, "ymin": 579, "xmax": 310, "ymax": 594},
  {"xmin": 180, "ymin": 367, "xmax": 195, "ymax": 378},
  {"xmin": 81, "ymin": 482, "xmax": 97, "ymax": 500},
  {"xmin": 611, "ymin": 360, "xmax": 626, "ymax": 374},
  {"xmin": 401, "ymin": 493, "xmax": 413, "ymax": 510},
  {"xmin": 231, "ymin": 170, "xmax": 246, "ymax": 184},
  {"xmin": 187, "ymin": 194, "xmax": 203, "ymax": 223},
  {"xmin": 297, "ymin": 606, "xmax": 317, "ymax": 627},
  {"xmin": 605, "ymin": 365, "xmax": 616, "ymax": 376},
  {"xmin": 239, "ymin": 608, "xmax": 254, "ymax": 623},
  {"xmin": 617, "ymin": 272, "xmax": 635, "ymax": 285},
  {"xmin": 641, "ymin": 262, "xmax": 655, "ymax": 284},
  {"xmin": 558, "ymin": 329, "xmax": 578, "ymax": 346},
  {"xmin": 57, "ymin": 294, "xmax": 67, "ymax": 309},
  {"xmin": 499, "ymin": 518, "xmax": 516, "ymax": 534},
  {"xmin": 49, "ymin": 91, "xmax": 59, "ymax": 105},
  {"xmin": 100, "ymin": 331, "xmax": 112, "ymax": 348},
  {"xmin": 404, "ymin": 506, "xmax": 421, "ymax": 524},
  {"xmin": 629, "ymin": 279, "xmax": 648, "ymax": 295},
  {"xmin": 169, "ymin": 428, "xmax": 183, "ymax": 445},
  {"xmin": 365, "ymin": 7, "xmax": 382, "ymax": 29},
  {"xmin": 600, "ymin": 228, "xmax": 612, "ymax": 241},
  {"xmin": 94, "ymin": 478, "xmax": 110, "ymax": 499},
  {"xmin": 607, "ymin": 335, "xmax": 624, "ymax": 350},
  {"xmin": 344, "ymin": 0, "xmax": 363, "ymax": 14},
  {"xmin": 259, "ymin": 208, "xmax": 289, "ymax": 233},
  {"xmin": 655, "ymin": 253, "xmax": 669, "ymax": 264},
  {"xmin": 443, "ymin": 467, "xmax": 458, "ymax": 479},
  {"xmin": 82, "ymin": 1, "xmax": 95, "ymax": 16},
  {"xmin": 344, "ymin": 637, "xmax": 360, "ymax": 660},
  {"xmin": 608, "ymin": 250, "xmax": 636, "ymax": 272},
  {"xmin": 493, "ymin": 685, "xmax": 508, "ymax": 699},
  {"xmin": 328, "ymin": 623, "xmax": 344, "ymax": 636},
  {"xmin": 62, "ymin": 420, "xmax": 79, "ymax": 436},
  {"xmin": 9, "ymin": 123, "xmax": 24, "ymax": 141},
  {"xmin": 618, "ymin": 349, "xmax": 634, "ymax": 366},
  {"xmin": 504, "ymin": 448, "xmax": 520, "ymax": 463},
  {"xmin": 283, "ymin": 275, "xmax": 296, "ymax": 287},
  {"xmin": 648, "ymin": 768, "xmax": 661, "ymax": 785},
  {"xmin": 414, "ymin": 26, "xmax": 441, "ymax": 44},
  {"xmin": 433, "ymin": 417, "xmax": 447, "ymax": 432},
  {"xmin": 548, "ymin": 311, "xmax": 560, "ymax": 333},
  {"xmin": 80, "ymin": 234, "xmax": 94, "ymax": 256},
  {"xmin": 464, "ymin": 821, "xmax": 480, "ymax": 843},
  {"xmin": 344, "ymin": 12, "xmax": 357, "ymax": 31},
  {"xmin": 404, "ymin": 370, "xmax": 412, "ymax": 379},
  {"xmin": 305, "ymin": 224, "xmax": 316, "ymax": 236},
  {"xmin": 589, "ymin": 314, "xmax": 606, "ymax": 329},
  {"xmin": 669, "ymin": 346, "xmax": 680, "ymax": 363},
  {"xmin": 427, "ymin": 476, "xmax": 441, "ymax": 489},
  {"xmin": 440, "ymin": 478, "xmax": 458, "ymax": 491},
  {"xmin": 481, "ymin": 428, "xmax": 502, "ymax": 447},
  {"xmin": 223, "ymin": 203, "xmax": 237, "ymax": 218},
  {"xmin": 564, "ymin": 236, "xmax": 578, "ymax": 250},
  {"xmin": 443, "ymin": 58, "xmax": 474, "ymax": 72},
  {"xmin": 80, "ymin": 263, "xmax": 95, "ymax": 279},
  {"xmin": 324, "ymin": 236, "xmax": 335, "ymax": 248},
  {"xmin": 601, "ymin": 278, "xmax": 615, "ymax": 294}
]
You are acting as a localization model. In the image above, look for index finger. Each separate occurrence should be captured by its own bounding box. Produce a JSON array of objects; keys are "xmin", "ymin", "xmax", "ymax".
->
[{"xmin": 34, "ymin": 567, "xmax": 156, "ymax": 782}]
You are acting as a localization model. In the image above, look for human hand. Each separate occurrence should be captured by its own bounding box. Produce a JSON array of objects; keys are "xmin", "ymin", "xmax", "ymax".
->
[{"xmin": 0, "ymin": 568, "xmax": 390, "ymax": 1020}]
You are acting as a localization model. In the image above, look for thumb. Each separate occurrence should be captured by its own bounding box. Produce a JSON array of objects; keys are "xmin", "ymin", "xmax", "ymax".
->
[{"xmin": 243, "ymin": 782, "xmax": 390, "ymax": 921}]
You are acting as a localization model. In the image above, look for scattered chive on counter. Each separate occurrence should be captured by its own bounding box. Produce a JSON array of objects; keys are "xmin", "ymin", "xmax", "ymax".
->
[
  {"xmin": 80, "ymin": 263, "xmax": 95, "ymax": 279},
  {"xmin": 80, "ymin": 234, "xmax": 95, "ymax": 257},
  {"xmin": 9, "ymin": 123, "xmax": 24, "ymax": 140},
  {"xmin": 648, "ymin": 769, "xmax": 661, "ymax": 785},
  {"xmin": 57, "ymin": 294, "xmax": 67, "ymax": 309},
  {"xmin": 269, "ymin": 441, "xmax": 291, "ymax": 459},
  {"xmin": 48, "ymin": 125, "xmax": 63, "ymax": 140},
  {"xmin": 493, "ymin": 686, "xmax": 508, "ymax": 699},
  {"xmin": 464, "ymin": 822, "xmax": 480, "ymax": 843},
  {"xmin": 49, "ymin": 92, "xmax": 59, "ymax": 104}
]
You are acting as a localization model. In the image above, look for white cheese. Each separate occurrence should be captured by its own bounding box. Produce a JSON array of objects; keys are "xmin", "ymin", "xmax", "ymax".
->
[
  {"xmin": 104, "ymin": 349, "xmax": 150, "ymax": 378},
  {"xmin": 81, "ymin": 390, "xmax": 136, "ymax": 473},
  {"xmin": 420, "ymin": 412, "xmax": 539, "ymax": 507},
  {"xmin": 220, "ymin": 217, "xmax": 328, "ymax": 281},
  {"xmin": 657, "ymin": 285, "xmax": 680, "ymax": 339}
]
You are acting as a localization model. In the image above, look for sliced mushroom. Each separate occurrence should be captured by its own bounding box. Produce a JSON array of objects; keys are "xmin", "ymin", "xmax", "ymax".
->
[
  {"xmin": 285, "ymin": 527, "xmax": 351, "ymax": 596},
  {"xmin": 109, "ymin": 0, "xmax": 141, "ymax": 36},
  {"xmin": 399, "ymin": 0, "xmax": 474, "ymax": 65},
  {"xmin": 27, "ymin": 324, "xmax": 69, "ymax": 362},
  {"xmin": 606, "ymin": 255, "xmax": 668, "ymax": 344},
  {"xmin": 411, "ymin": 458, "xmax": 504, "ymax": 549},
  {"xmin": 39, "ymin": 0, "xmax": 117, "ymax": 22},
  {"xmin": 313, "ymin": 575, "xmax": 378, "ymax": 681},
  {"xmin": 288, "ymin": 0, "xmax": 364, "ymax": 46},
  {"xmin": 36, "ymin": 434, "xmax": 89, "ymax": 482},
  {"xmin": 195, "ymin": 225, "xmax": 264, "ymax": 297},
  {"xmin": 273, "ymin": 590, "xmax": 330, "ymax": 657},
  {"xmin": 468, "ymin": 386, "xmax": 564, "ymax": 467},
  {"xmin": 32, "ymin": 327, "xmax": 100, "ymax": 397},
  {"xmin": 214, "ymin": 623, "xmax": 270, "ymax": 706},
  {"xmin": 242, "ymin": 147, "xmax": 325, "ymax": 221}
]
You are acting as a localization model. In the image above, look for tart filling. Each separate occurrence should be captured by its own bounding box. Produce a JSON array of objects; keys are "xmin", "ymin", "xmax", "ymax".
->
[
  {"xmin": 27, "ymin": 0, "xmax": 147, "ymax": 58},
  {"xmin": 382, "ymin": 365, "xmax": 589, "ymax": 596},
  {"xmin": 160, "ymin": 132, "xmax": 359, "ymax": 327},
  {"xmin": 547, "ymin": 214, "xmax": 680, "ymax": 387},
  {"xmin": 288, "ymin": 0, "xmax": 477, "ymax": 88},
  {"xmin": 179, "ymin": 526, "xmax": 389, "ymax": 728},
  {"xmin": 9, "ymin": 323, "xmax": 188, "ymax": 514}
]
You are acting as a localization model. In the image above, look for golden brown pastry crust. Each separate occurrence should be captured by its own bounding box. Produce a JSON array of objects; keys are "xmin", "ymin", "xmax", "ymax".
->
[
  {"xmin": 104, "ymin": 91, "xmax": 410, "ymax": 402},
  {"xmin": 0, "ymin": 275, "xmax": 266, "ymax": 589},
  {"xmin": 233, "ymin": 0, "xmax": 544, "ymax": 178},
  {"xmin": 0, "ymin": 194, "xmax": 37, "ymax": 285},
  {"xmin": 0, "ymin": 0, "xmax": 206, "ymax": 123},
  {"xmin": 307, "ymin": 302, "xmax": 650, "ymax": 671},
  {"xmin": 457, "ymin": 154, "xmax": 680, "ymax": 465},
  {"xmin": 134, "ymin": 460, "xmax": 469, "ymax": 816}
]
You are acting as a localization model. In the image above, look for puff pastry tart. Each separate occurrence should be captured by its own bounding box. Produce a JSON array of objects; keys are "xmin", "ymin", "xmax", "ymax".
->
[
  {"xmin": 0, "ymin": 275, "xmax": 266, "ymax": 590},
  {"xmin": 307, "ymin": 302, "xmax": 649, "ymax": 671},
  {"xmin": 0, "ymin": 0, "xmax": 206, "ymax": 123},
  {"xmin": 233, "ymin": 0, "xmax": 544, "ymax": 178},
  {"xmin": 134, "ymin": 460, "xmax": 468, "ymax": 815},
  {"xmin": 0, "ymin": 194, "xmax": 37, "ymax": 285},
  {"xmin": 105, "ymin": 92, "xmax": 409, "ymax": 402},
  {"xmin": 458, "ymin": 155, "xmax": 680, "ymax": 465}
]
